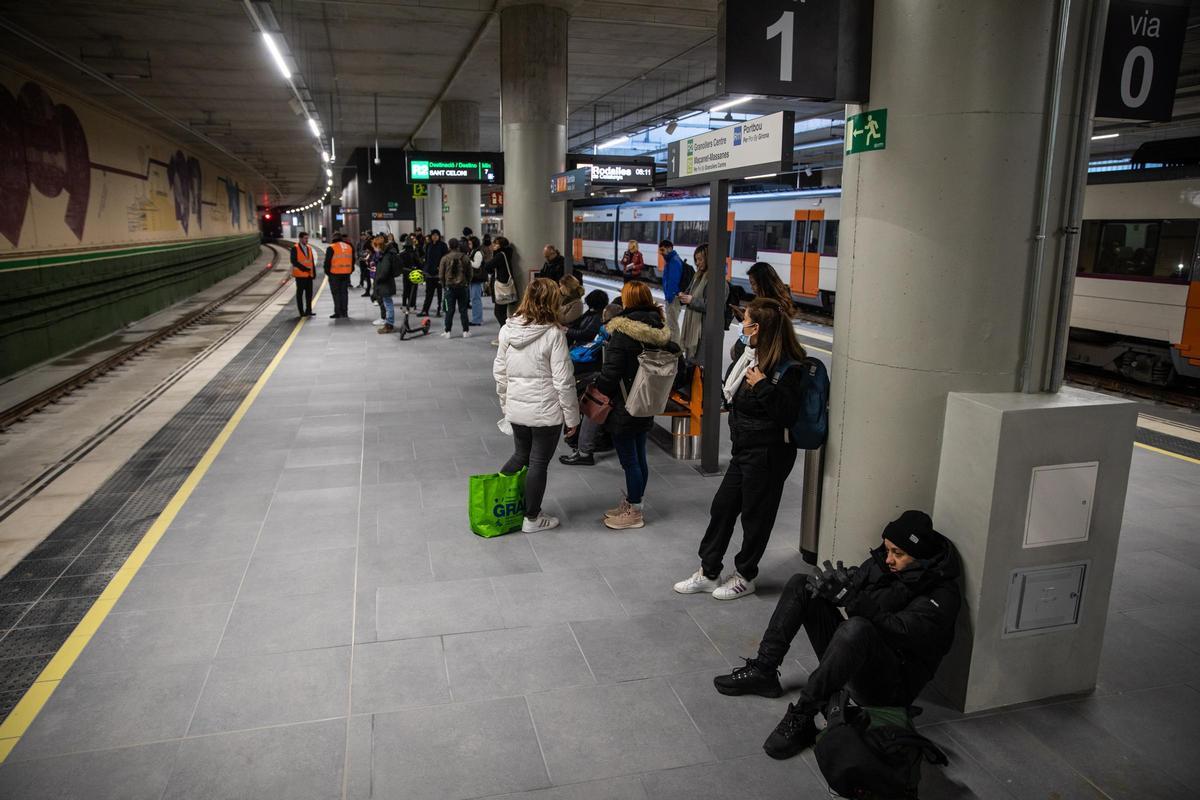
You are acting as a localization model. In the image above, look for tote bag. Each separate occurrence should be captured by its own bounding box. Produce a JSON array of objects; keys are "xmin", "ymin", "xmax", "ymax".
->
[
  {"xmin": 493, "ymin": 254, "xmax": 518, "ymax": 305},
  {"xmin": 621, "ymin": 348, "xmax": 678, "ymax": 417},
  {"xmin": 468, "ymin": 467, "xmax": 527, "ymax": 538}
]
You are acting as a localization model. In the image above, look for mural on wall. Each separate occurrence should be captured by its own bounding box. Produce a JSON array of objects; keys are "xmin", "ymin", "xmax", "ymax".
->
[
  {"xmin": 0, "ymin": 67, "xmax": 260, "ymax": 255},
  {"xmin": 0, "ymin": 81, "xmax": 91, "ymax": 247}
]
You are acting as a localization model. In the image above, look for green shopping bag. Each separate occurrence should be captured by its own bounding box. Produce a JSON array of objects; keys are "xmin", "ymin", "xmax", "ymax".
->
[{"xmin": 468, "ymin": 467, "xmax": 527, "ymax": 537}]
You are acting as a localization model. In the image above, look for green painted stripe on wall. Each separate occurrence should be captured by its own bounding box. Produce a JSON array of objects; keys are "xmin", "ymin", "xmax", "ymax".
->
[{"xmin": 0, "ymin": 234, "xmax": 261, "ymax": 271}]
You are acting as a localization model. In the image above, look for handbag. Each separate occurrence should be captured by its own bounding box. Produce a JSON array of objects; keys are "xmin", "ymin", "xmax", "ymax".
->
[
  {"xmin": 493, "ymin": 254, "xmax": 518, "ymax": 304},
  {"xmin": 468, "ymin": 467, "xmax": 527, "ymax": 538},
  {"xmin": 579, "ymin": 383, "xmax": 614, "ymax": 423}
]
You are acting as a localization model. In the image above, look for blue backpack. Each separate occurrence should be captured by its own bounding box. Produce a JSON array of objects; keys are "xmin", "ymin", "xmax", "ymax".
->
[{"xmin": 772, "ymin": 357, "xmax": 830, "ymax": 449}]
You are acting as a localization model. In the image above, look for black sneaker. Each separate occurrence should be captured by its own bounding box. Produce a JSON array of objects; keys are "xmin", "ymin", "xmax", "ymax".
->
[
  {"xmin": 713, "ymin": 658, "xmax": 783, "ymax": 698},
  {"xmin": 763, "ymin": 703, "xmax": 819, "ymax": 760},
  {"xmin": 559, "ymin": 450, "xmax": 595, "ymax": 466}
]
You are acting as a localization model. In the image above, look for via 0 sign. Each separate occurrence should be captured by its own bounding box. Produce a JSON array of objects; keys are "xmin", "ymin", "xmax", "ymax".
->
[
  {"xmin": 718, "ymin": 0, "xmax": 872, "ymax": 103},
  {"xmin": 1095, "ymin": 0, "xmax": 1188, "ymax": 121}
]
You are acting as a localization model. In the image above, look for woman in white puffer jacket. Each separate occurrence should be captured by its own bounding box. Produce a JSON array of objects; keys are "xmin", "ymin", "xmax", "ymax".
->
[{"xmin": 494, "ymin": 277, "xmax": 581, "ymax": 532}]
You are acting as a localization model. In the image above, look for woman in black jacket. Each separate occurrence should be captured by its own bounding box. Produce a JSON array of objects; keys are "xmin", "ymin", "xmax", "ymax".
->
[
  {"xmin": 674, "ymin": 297, "xmax": 806, "ymax": 600},
  {"xmin": 372, "ymin": 236, "xmax": 399, "ymax": 334},
  {"xmin": 594, "ymin": 281, "xmax": 679, "ymax": 531},
  {"xmin": 485, "ymin": 236, "xmax": 517, "ymax": 333}
]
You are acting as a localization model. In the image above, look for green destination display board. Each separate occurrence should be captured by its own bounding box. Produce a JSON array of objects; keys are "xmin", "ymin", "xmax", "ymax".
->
[
  {"xmin": 845, "ymin": 108, "xmax": 887, "ymax": 155},
  {"xmin": 406, "ymin": 151, "xmax": 504, "ymax": 184}
]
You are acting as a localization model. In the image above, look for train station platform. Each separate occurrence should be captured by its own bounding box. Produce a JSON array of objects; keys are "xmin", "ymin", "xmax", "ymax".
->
[{"xmin": 0, "ymin": 282, "xmax": 1198, "ymax": 799}]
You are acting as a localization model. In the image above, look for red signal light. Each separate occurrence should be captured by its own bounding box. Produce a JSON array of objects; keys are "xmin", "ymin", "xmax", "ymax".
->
[{"xmin": 264, "ymin": 213, "xmax": 272, "ymax": 220}]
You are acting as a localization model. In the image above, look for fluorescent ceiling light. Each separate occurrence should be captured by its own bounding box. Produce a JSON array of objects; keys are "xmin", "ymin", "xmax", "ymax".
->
[
  {"xmin": 710, "ymin": 96, "xmax": 753, "ymax": 113},
  {"xmin": 744, "ymin": 173, "xmax": 776, "ymax": 180},
  {"xmin": 321, "ymin": 150, "xmax": 329, "ymax": 163},
  {"xmin": 598, "ymin": 135, "xmax": 629, "ymax": 149},
  {"xmin": 619, "ymin": 187, "xmax": 637, "ymax": 193},
  {"xmin": 308, "ymin": 118, "xmax": 321, "ymax": 138},
  {"xmin": 1091, "ymin": 132, "xmax": 1119, "ymax": 140},
  {"xmin": 261, "ymin": 33, "xmax": 291, "ymax": 80},
  {"xmin": 326, "ymin": 168, "xmax": 333, "ymax": 177}
]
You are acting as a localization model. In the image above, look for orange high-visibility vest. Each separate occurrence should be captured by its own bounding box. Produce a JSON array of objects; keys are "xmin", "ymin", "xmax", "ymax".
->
[
  {"xmin": 292, "ymin": 243, "xmax": 315, "ymax": 277},
  {"xmin": 329, "ymin": 241, "xmax": 354, "ymax": 274}
]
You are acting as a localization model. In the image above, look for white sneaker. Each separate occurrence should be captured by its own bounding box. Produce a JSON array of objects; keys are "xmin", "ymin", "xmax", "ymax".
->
[
  {"xmin": 372, "ymin": 319, "xmax": 385, "ymax": 326},
  {"xmin": 712, "ymin": 573, "xmax": 756, "ymax": 601},
  {"xmin": 462, "ymin": 330, "xmax": 472, "ymax": 338},
  {"xmin": 522, "ymin": 513, "xmax": 560, "ymax": 533},
  {"xmin": 674, "ymin": 569, "xmax": 721, "ymax": 594},
  {"xmin": 440, "ymin": 331, "xmax": 452, "ymax": 338}
]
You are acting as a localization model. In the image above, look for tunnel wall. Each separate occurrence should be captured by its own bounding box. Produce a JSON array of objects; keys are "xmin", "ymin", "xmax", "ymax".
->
[{"xmin": 0, "ymin": 63, "xmax": 263, "ymax": 378}]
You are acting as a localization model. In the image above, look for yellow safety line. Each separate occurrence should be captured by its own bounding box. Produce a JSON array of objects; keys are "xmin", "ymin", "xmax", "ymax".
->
[
  {"xmin": 0, "ymin": 280, "xmax": 323, "ymax": 763},
  {"xmin": 1134, "ymin": 442, "xmax": 1200, "ymax": 465}
]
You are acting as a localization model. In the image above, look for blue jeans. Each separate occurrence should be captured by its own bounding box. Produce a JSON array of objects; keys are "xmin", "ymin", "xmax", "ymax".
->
[
  {"xmin": 470, "ymin": 282, "xmax": 484, "ymax": 325},
  {"xmin": 612, "ymin": 431, "xmax": 649, "ymax": 504},
  {"xmin": 381, "ymin": 295, "xmax": 394, "ymax": 325}
]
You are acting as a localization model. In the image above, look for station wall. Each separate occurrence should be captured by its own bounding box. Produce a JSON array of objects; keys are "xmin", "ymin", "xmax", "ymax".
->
[{"xmin": 0, "ymin": 62, "xmax": 263, "ymax": 378}]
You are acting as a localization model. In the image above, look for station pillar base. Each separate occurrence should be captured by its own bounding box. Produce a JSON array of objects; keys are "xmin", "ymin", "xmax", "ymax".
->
[{"xmin": 931, "ymin": 388, "xmax": 1136, "ymax": 713}]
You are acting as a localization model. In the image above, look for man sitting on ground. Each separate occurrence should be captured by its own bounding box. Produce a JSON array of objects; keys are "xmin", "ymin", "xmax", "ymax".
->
[{"xmin": 712, "ymin": 510, "xmax": 961, "ymax": 760}]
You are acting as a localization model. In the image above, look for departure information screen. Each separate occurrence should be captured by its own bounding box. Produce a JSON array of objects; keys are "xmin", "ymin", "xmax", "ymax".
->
[{"xmin": 406, "ymin": 151, "xmax": 504, "ymax": 184}]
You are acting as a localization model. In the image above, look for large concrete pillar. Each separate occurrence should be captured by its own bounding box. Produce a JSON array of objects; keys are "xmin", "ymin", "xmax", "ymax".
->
[
  {"xmin": 820, "ymin": 0, "xmax": 1099, "ymax": 561},
  {"xmin": 440, "ymin": 100, "xmax": 483, "ymax": 242},
  {"xmin": 414, "ymin": 137, "xmax": 444, "ymax": 236},
  {"xmin": 500, "ymin": 1, "xmax": 569, "ymax": 291}
]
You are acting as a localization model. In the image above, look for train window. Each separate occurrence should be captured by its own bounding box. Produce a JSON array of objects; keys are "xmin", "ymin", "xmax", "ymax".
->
[
  {"xmin": 821, "ymin": 221, "xmax": 839, "ymax": 256},
  {"xmin": 673, "ymin": 220, "xmax": 710, "ymax": 246},
  {"xmin": 1092, "ymin": 222, "xmax": 1160, "ymax": 278},
  {"xmin": 619, "ymin": 221, "xmax": 659, "ymax": 244},
  {"xmin": 575, "ymin": 221, "xmax": 614, "ymax": 241},
  {"xmin": 1156, "ymin": 220, "xmax": 1199, "ymax": 281},
  {"xmin": 793, "ymin": 221, "xmax": 809, "ymax": 252},
  {"xmin": 737, "ymin": 220, "xmax": 792, "ymax": 260}
]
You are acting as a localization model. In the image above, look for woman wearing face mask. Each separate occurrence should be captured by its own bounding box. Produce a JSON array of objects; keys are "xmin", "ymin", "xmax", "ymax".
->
[
  {"xmin": 674, "ymin": 298, "xmax": 807, "ymax": 600},
  {"xmin": 730, "ymin": 262, "xmax": 796, "ymax": 361}
]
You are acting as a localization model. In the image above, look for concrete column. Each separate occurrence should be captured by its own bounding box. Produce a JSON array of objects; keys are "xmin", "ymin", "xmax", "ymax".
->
[
  {"xmin": 414, "ymin": 137, "xmax": 444, "ymax": 236},
  {"xmin": 820, "ymin": 0, "xmax": 1098, "ymax": 560},
  {"xmin": 500, "ymin": 1, "xmax": 569, "ymax": 291},
  {"xmin": 440, "ymin": 100, "xmax": 482, "ymax": 242}
]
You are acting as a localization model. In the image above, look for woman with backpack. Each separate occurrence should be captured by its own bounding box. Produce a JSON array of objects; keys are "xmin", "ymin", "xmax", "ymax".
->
[
  {"xmin": 594, "ymin": 281, "xmax": 680, "ymax": 530},
  {"xmin": 494, "ymin": 278, "xmax": 580, "ymax": 533},
  {"xmin": 674, "ymin": 297, "xmax": 806, "ymax": 600}
]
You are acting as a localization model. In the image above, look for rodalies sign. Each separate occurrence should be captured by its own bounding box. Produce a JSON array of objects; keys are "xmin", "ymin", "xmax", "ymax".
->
[{"xmin": 1095, "ymin": 0, "xmax": 1189, "ymax": 121}]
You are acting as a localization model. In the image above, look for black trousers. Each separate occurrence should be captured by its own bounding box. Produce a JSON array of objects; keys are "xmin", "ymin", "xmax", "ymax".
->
[
  {"xmin": 402, "ymin": 275, "xmax": 420, "ymax": 309},
  {"xmin": 698, "ymin": 441, "xmax": 796, "ymax": 581},
  {"xmin": 495, "ymin": 300, "xmax": 512, "ymax": 327},
  {"xmin": 361, "ymin": 273, "xmax": 373, "ymax": 295},
  {"xmin": 294, "ymin": 277, "xmax": 313, "ymax": 315},
  {"xmin": 444, "ymin": 285, "xmax": 470, "ymax": 332},
  {"xmin": 757, "ymin": 575, "xmax": 915, "ymax": 712},
  {"xmin": 329, "ymin": 274, "xmax": 351, "ymax": 317},
  {"xmin": 501, "ymin": 424, "xmax": 559, "ymax": 519},
  {"xmin": 420, "ymin": 277, "xmax": 443, "ymax": 314}
]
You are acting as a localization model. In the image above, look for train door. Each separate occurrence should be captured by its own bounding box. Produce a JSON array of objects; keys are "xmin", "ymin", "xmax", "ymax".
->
[{"xmin": 791, "ymin": 209, "xmax": 823, "ymax": 298}]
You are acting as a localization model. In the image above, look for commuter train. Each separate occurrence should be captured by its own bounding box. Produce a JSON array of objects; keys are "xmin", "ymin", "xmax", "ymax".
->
[{"xmin": 572, "ymin": 179, "xmax": 1200, "ymax": 385}]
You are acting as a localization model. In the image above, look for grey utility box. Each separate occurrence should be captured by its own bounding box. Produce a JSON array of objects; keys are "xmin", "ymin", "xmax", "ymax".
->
[{"xmin": 931, "ymin": 388, "xmax": 1137, "ymax": 713}]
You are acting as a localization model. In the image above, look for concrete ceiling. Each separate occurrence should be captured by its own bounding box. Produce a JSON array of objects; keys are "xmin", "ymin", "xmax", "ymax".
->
[{"xmin": 2, "ymin": 0, "xmax": 1198, "ymax": 208}]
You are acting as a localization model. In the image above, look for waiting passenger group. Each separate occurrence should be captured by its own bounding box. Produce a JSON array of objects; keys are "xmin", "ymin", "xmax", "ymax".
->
[{"xmin": 290, "ymin": 229, "xmax": 962, "ymax": 768}]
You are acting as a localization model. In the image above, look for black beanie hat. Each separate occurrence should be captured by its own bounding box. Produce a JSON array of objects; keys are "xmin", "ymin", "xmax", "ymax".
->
[
  {"xmin": 585, "ymin": 289, "xmax": 609, "ymax": 311},
  {"xmin": 882, "ymin": 510, "xmax": 942, "ymax": 559}
]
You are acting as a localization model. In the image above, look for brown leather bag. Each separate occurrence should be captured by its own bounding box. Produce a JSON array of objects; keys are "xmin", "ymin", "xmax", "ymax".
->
[{"xmin": 579, "ymin": 384, "xmax": 614, "ymax": 423}]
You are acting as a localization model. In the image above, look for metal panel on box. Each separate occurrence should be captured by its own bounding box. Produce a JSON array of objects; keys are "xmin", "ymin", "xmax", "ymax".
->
[
  {"xmin": 1024, "ymin": 462, "xmax": 1098, "ymax": 548},
  {"xmin": 1004, "ymin": 563, "xmax": 1087, "ymax": 637}
]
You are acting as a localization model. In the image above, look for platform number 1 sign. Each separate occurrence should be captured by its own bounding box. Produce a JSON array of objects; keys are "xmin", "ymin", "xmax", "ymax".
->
[
  {"xmin": 1095, "ymin": 0, "xmax": 1188, "ymax": 121},
  {"xmin": 718, "ymin": 0, "xmax": 871, "ymax": 103}
]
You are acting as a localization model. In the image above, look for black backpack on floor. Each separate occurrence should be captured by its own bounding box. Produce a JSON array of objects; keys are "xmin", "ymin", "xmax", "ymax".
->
[{"xmin": 814, "ymin": 691, "xmax": 948, "ymax": 799}]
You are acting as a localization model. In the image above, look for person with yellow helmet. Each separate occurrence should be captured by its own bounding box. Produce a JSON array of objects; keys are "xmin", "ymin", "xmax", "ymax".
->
[{"xmin": 323, "ymin": 231, "xmax": 355, "ymax": 319}]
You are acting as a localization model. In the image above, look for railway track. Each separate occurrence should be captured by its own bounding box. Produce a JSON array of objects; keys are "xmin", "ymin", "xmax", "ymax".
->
[
  {"xmin": 1064, "ymin": 366, "xmax": 1200, "ymax": 410},
  {"xmin": 0, "ymin": 243, "xmax": 289, "ymax": 432}
]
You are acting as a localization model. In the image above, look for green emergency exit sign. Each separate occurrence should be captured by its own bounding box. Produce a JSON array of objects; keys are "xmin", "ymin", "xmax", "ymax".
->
[{"xmin": 845, "ymin": 108, "xmax": 887, "ymax": 155}]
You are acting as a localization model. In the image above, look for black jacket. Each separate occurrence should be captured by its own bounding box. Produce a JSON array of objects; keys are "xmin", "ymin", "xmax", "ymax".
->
[
  {"xmin": 596, "ymin": 308, "xmax": 679, "ymax": 434},
  {"xmin": 539, "ymin": 254, "xmax": 565, "ymax": 282},
  {"xmin": 726, "ymin": 360, "xmax": 805, "ymax": 449},
  {"xmin": 424, "ymin": 239, "xmax": 449, "ymax": 277},
  {"xmin": 845, "ymin": 535, "xmax": 962, "ymax": 687},
  {"xmin": 566, "ymin": 309, "xmax": 603, "ymax": 346},
  {"xmin": 486, "ymin": 249, "xmax": 513, "ymax": 284},
  {"xmin": 374, "ymin": 245, "xmax": 399, "ymax": 297}
]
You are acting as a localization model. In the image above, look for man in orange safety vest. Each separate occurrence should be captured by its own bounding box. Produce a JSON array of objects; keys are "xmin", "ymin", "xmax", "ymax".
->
[
  {"xmin": 290, "ymin": 231, "xmax": 316, "ymax": 318},
  {"xmin": 323, "ymin": 231, "xmax": 355, "ymax": 318}
]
